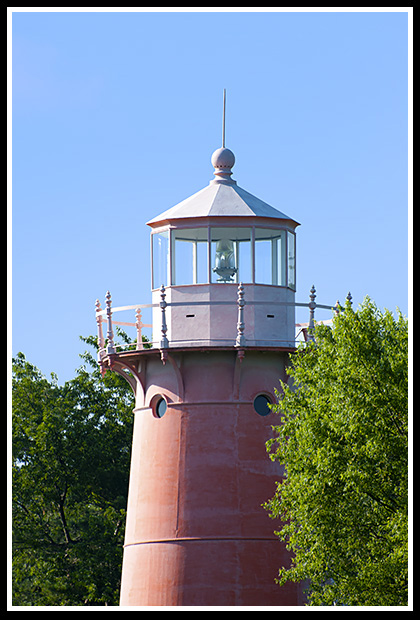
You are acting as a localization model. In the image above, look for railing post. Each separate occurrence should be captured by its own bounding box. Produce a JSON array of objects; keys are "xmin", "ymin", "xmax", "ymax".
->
[
  {"xmin": 308, "ymin": 285, "xmax": 316, "ymax": 341},
  {"xmin": 105, "ymin": 290, "xmax": 116, "ymax": 354},
  {"xmin": 135, "ymin": 307, "xmax": 144, "ymax": 350},
  {"xmin": 235, "ymin": 282, "xmax": 246, "ymax": 348},
  {"xmin": 160, "ymin": 285, "xmax": 169, "ymax": 349}
]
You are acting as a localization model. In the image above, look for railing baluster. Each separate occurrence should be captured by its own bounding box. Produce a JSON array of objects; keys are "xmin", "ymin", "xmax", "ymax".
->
[
  {"xmin": 334, "ymin": 300, "xmax": 341, "ymax": 316},
  {"xmin": 308, "ymin": 285, "xmax": 316, "ymax": 341},
  {"xmin": 105, "ymin": 291, "xmax": 116, "ymax": 354},
  {"xmin": 160, "ymin": 285, "xmax": 169, "ymax": 349},
  {"xmin": 235, "ymin": 282, "xmax": 246, "ymax": 348},
  {"xmin": 136, "ymin": 308, "xmax": 144, "ymax": 350},
  {"xmin": 95, "ymin": 299, "xmax": 105, "ymax": 349}
]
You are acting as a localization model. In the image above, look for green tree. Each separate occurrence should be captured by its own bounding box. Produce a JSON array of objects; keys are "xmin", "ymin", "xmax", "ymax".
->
[
  {"xmin": 12, "ymin": 333, "xmax": 135, "ymax": 606},
  {"xmin": 265, "ymin": 298, "xmax": 409, "ymax": 606}
]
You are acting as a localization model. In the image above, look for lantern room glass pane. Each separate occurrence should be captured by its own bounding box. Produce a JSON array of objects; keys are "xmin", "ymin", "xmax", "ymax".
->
[
  {"xmin": 152, "ymin": 230, "xmax": 170, "ymax": 289},
  {"xmin": 287, "ymin": 231, "xmax": 296, "ymax": 289},
  {"xmin": 172, "ymin": 228, "xmax": 209, "ymax": 285},
  {"xmin": 255, "ymin": 229, "xmax": 286, "ymax": 286},
  {"xmin": 211, "ymin": 228, "xmax": 251, "ymax": 283}
]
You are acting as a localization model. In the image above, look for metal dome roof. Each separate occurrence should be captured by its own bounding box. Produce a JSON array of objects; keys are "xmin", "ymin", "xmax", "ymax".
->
[{"xmin": 147, "ymin": 147, "xmax": 299, "ymax": 228}]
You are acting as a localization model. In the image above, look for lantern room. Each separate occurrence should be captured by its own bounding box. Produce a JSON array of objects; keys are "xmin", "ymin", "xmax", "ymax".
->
[
  {"xmin": 147, "ymin": 147, "xmax": 300, "ymax": 349},
  {"xmin": 151, "ymin": 223, "xmax": 296, "ymax": 289}
]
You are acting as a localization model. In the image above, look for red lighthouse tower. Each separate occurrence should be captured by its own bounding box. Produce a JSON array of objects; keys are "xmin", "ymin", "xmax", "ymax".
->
[{"xmin": 97, "ymin": 137, "xmax": 307, "ymax": 606}]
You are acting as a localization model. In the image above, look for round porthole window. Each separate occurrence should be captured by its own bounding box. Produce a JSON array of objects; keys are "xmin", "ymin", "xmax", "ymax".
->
[
  {"xmin": 253, "ymin": 394, "xmax": 272, "ymax": 417},
  {"xmin": 152, "ymin": 395, "xmax": 167, "ymax": 418}
]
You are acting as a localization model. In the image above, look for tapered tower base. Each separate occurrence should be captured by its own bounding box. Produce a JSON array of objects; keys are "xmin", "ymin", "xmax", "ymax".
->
[
  {"xmin": 114, "ymin": 347, "xmax": 305, "ymax": 607},
  {"xmin": 120, "ymin": 539, "xmax": 303, "ymax": 606}
]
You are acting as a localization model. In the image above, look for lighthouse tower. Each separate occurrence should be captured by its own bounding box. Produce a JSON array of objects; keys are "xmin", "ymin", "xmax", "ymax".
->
[{"xmin": 99, "ymin": 138, "xmax": 306, "ymax": 606}]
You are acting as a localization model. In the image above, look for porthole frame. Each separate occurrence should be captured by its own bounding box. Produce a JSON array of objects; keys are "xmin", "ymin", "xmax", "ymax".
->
[
  {"xmin": 253, "ymin": 392, "xmax": 274, "ymax": 417},
  {"xmin": 151, "ymin": 394, "xmax": 168, "ymax": 418}
]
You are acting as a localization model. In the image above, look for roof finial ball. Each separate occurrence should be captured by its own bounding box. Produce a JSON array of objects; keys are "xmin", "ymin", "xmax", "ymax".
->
[{"xmin": 211, "ymin": 146, "xmax": 236, "ymax": 185}]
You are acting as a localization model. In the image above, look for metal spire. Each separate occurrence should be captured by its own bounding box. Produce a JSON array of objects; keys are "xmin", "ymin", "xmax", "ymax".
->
[{"xmin": 222, "ymin": 88, "xmax": 226, "ymax": 148}]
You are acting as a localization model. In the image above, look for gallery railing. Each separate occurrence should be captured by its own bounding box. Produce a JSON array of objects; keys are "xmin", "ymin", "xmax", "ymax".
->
[{"xmin": 95, "ymin": 284, "xmax": 353, "ymax": 362}]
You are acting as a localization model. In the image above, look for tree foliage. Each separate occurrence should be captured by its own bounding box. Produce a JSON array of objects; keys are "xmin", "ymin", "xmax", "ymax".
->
[
  {"xmin": 265, "ymin": 298, "xmax": 409, "ymax": 606},
  {"xmin": 12, "ymin": 333, "xmax": 135, "ymax": 606}
]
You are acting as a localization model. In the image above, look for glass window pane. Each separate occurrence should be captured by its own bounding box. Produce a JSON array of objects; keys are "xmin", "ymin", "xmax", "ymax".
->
[
  {"xmin": 174, "ymin": 238, "xmax": 193, "ymax": 285},
  {"xmin": 172, "ymin": 228, "xmax": 209, "ymax": 285},
  {"xmin": 211, "ymin": 228, "xmax": 251, "ymax": 283},
  {"xmin": 287, "ymin": 231, "xmax": 296, "ymax": 289},
  {"xmin": 152, "ymin": 230, "xmax": 169, "ymax": 289},
  {"xmin": 277, "ymin": 233, "xmax": 286, "ymax": 286},
  {"xmin": 156, "ymin": 397, "xmax": 167, "ymax": 418},
  {"xmin": 237, "ymin": 235, "xmax": 252, "ymax": 284},
  {"xmin": 255, "ymin": 229, "xmax": 286, "ymax": 285},
  {"xmin": 196, "ymin": 239, "xmax": 208, "ymax": 284},
  {"xmin": 255, "ymin": 235, "xmax": 272, "ymax": 284}
]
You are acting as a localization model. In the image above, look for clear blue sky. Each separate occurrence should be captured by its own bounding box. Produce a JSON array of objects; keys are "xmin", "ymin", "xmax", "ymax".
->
[{"xmin": 10, "ymin": 9, "xmax": 411, "ymax": 384}]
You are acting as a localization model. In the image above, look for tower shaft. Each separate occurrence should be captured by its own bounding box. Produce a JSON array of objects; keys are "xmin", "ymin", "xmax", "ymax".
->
[{"xmin": 119, "ymin": 348, "xmax": 305, "ymax": 606}]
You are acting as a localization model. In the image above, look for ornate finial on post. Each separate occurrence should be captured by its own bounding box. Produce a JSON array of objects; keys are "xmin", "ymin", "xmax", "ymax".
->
[
  {"xmin": 235, "ymin": 282, "xmax": 246, "ymax": 348},
  {"xmin": 105, "ymin": 291, "xmax": 116, "ymax": 354},
  {"xmin": 160, "ymin": 285, "xmax": 169, "ymax": 350},
  {"xmin": 135, "ymin": 308, "xmax": 144, "ymax": 350},
  {"xmin": 346, "ymin": 291, "xmax": 353, "ymax": 307},
  {"xmin": 308, "ymin": 285, "xmax": 316, "ymax": 341}
]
